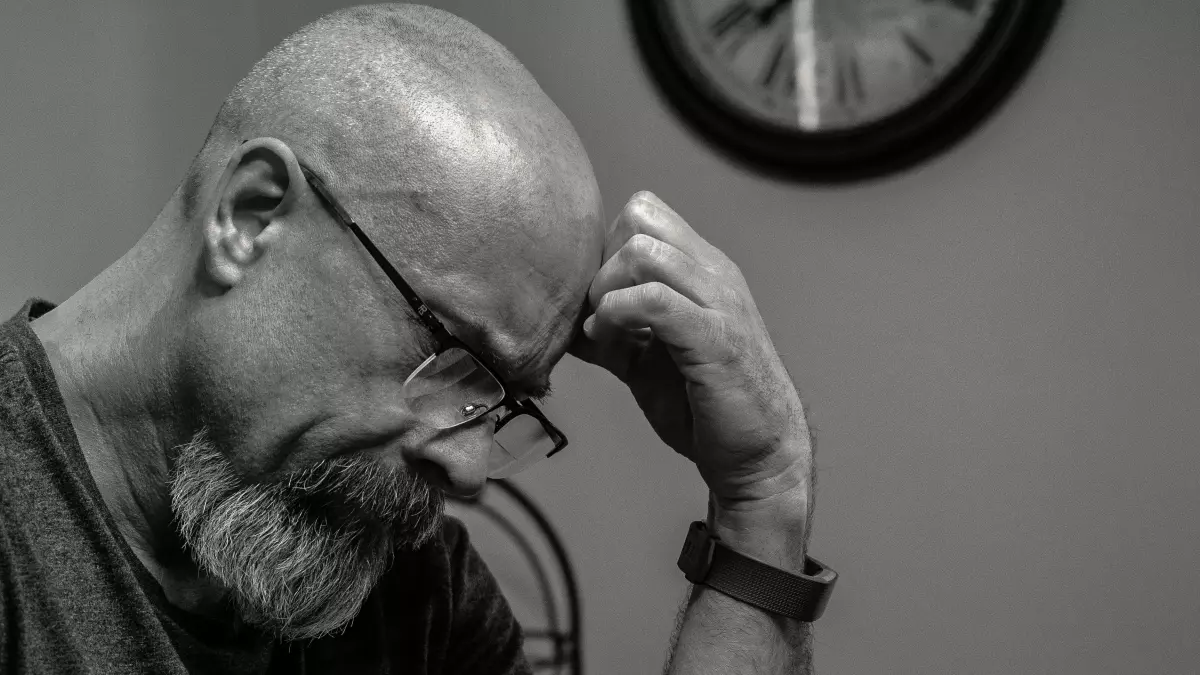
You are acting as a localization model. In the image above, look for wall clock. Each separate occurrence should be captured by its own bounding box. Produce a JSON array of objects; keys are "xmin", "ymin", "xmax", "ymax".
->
[{"xmin": 627, "ymin": 0, "xmax": 1064, "ymax": 182}]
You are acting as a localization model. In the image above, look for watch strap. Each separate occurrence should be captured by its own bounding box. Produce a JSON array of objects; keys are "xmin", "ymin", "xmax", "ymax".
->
[{"xmin": 678, "ymin": 521, "xmax": 836, "ymax": 622}]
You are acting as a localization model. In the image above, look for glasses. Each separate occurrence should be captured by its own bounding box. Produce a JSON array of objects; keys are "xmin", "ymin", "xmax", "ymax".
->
[{"xmin": 300, "ymin": 164, "xmax": 568, "ymax": 478}]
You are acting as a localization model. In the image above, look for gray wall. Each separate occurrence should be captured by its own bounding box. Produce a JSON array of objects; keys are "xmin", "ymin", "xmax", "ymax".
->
[{"xmin": 3, "ymin": 1, "xmax": 1198, "ymax": 673}]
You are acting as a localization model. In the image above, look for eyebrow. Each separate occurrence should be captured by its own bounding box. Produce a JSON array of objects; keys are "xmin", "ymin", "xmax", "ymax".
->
[
  {"xmin": 310, "ymin": 165, "xmax": 556, "ymax": 404},
  {"xmin": 516, "ymin": 377, "xmax": 554, "ymax": 404},
  {"xmin": 478, "ymin": 346, "xmax": 554, "ymax": 403},
  {"xmin": 400, "ymin": 307, "xmax": 553, "ymax": 403}
]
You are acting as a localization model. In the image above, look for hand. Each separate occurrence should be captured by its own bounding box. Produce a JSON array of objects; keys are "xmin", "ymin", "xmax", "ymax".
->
[{"xmin": 570, "ymin": 192, "xmax": 813, "ymax": 511}]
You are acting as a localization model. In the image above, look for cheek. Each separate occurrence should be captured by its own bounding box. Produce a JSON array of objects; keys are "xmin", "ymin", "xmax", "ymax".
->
[{"xmin": 179, "ymin": 302, "xmax": 374, "ymax": 478}]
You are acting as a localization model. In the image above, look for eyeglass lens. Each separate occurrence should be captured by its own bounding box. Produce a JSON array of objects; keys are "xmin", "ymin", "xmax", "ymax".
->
[
  {"xmin": 403, "ymin": 347, "xmax": 505, "ymax": 429},
  {"xmin": 402, "ymin": 346, "xmax": 557, "ymax": 477},
  {"xmin": 489, "ymin": 413, "xmax": 559, "ymax": 478}
]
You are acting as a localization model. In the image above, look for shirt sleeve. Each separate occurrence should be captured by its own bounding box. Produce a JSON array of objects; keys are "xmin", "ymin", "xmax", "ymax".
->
[{"xmin": 441, "ymin": 518, "xmax": 533, "ymax": 675}]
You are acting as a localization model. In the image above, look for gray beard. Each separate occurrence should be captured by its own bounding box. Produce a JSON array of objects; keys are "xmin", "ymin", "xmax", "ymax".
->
[{"xmin": 169, "ymin": 428, "xmax": 444, "ymax": 641}]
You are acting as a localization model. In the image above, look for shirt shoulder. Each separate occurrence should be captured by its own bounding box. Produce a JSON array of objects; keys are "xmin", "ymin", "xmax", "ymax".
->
[{"xmin": 398, "ymin": 516, "xmax": 532, "ymax": 675}]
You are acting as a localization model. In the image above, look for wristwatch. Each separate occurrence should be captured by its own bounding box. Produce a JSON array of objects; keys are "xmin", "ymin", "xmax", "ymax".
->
[{"xmin": 677, "ymin": 521, "xmax": 837, "ymax": 622}]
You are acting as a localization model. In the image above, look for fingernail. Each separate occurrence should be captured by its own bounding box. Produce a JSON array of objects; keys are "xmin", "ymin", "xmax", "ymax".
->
[{"xmin": 582, "ymin": 314, "xmax": 595, "ymax": 337}]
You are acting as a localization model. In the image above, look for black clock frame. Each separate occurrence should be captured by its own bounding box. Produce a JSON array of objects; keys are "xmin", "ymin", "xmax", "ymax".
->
[{"xmin": 626, "ymin": 0, "xmax": 1065, "ymax": 183}]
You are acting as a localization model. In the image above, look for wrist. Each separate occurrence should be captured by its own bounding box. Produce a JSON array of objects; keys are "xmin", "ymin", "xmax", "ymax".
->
[
  {"xmin": 705, "ymin": 426, "xmax": 813, "ymax": 504},
  {"xmin": 707, "ymin": 485, "xmax": 811, "ymax": 574}
]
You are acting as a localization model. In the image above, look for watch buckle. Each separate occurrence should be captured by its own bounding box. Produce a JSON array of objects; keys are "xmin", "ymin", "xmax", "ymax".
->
[{"xmin": 677, "ymin": 521, "xmax": 715, "ymax": 584}]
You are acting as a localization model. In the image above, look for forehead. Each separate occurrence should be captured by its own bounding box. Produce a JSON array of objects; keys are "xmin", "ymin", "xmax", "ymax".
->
[
  {"xmin": 322, "ymin": 176, "xmax": 598, "ymax": 402},
  {"xmin": 416, "ymin": 260, "xmax": 584, "ymax": 401},
  {"xmin": 333, "ymin": 96, "xmax": 605, "ymax": 395}
]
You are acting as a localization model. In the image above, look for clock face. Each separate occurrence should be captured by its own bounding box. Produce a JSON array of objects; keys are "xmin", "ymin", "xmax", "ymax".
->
[
  {"xmin": 662, "ymin": 0, "xmax": 1000, "ymax": 132},
  {"xmin": 629, "ymin": 0, "xmax": 1061, "ymax": 180}
]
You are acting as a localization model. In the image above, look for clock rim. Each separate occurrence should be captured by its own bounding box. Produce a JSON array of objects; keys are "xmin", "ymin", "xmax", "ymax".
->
[{"xmin": 626, "ymin": 0, "xmax": 1065, "ymax": 183}]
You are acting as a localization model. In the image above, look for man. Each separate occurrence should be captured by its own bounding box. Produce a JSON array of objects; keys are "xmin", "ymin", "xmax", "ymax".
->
[{"xmin": 0, "ymin": 4, "xmax": 823, "ymax": 673}]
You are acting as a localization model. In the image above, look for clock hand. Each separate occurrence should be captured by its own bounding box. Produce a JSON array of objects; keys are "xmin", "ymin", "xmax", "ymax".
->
[
  {"xmin": 755, "ymin": 0, "xmax": 795, "ymax": 26},
  {"xmin": 713, "ymin": 0, "xmax": 795, "ymax": 57},
  {"xmin": 713, "ymin": 0, "xmax": 794, "ymax": 38}
]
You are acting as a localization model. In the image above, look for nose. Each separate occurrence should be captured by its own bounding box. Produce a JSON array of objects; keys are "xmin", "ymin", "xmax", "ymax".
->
[{"xmin": 406, "ymin": 421, "xmax": 493, "ymax": 499}]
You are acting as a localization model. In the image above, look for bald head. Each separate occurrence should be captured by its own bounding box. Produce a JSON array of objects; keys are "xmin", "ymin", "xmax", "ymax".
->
[
  {"xmin": 184, "ymin": 4, "xmax": 603, "ymax": 356},
  {"xmin": 186, "ymin": 4, "xmax": 596, "ymax": 256}
]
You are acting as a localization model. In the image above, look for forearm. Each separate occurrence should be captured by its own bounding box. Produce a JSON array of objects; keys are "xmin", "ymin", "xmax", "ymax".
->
[
  {"xmin": 666, "ymin": 584, "xmax": 813, "ymax": 674},
  {"xmin": 665, "ymin": 482, "xmax": 815, "ymax": 674}
]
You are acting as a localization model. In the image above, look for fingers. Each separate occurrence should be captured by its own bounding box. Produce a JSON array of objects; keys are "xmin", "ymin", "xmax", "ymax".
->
[
  {"xmin": 588, "ymin": 233, "xmax": 721, "ymax": 312},
  {"xmin": 567, "ymin": 326, "xmax": 651, "ymax": 378},
  {"xmin": 606, "ymin": 191, "xmax": 718, "ymax": 267},
  {"xmin": 574, "ymin": 190, "xmax": 744, "ymax": 376},
  {"xmin": 585, "ymin": 282, "xmax": 728, "ymax": 365}
]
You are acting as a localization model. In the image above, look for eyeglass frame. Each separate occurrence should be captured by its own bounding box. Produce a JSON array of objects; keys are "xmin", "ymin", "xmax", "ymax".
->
[{"xmin": 297, "ymin": 163, "xmax": 569, "ymax": 463}]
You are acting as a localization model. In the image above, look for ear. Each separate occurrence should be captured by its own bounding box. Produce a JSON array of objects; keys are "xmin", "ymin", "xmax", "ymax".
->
[{"xmin": 201, "ymin": 137, "xmax": 305, "ymax": 289}]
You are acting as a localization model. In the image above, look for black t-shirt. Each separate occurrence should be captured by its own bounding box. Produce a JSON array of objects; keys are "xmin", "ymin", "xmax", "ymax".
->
[{"xmin": 0, "ymin": 299, "xmax": 531, "ymax": 674}]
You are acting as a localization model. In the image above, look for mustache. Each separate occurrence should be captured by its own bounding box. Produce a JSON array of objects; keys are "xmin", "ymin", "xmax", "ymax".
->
[
  {"xmin": 273, "ymin": 452, "xmax": 443, "ymax": 541},
  {"xmin": 177, "ymin": 438, "xmax": 445, "ymax": 548}
]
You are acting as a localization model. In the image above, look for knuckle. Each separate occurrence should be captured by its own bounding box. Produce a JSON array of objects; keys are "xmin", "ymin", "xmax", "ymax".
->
[
  {"xmin": 714, "ymin": 249, "xmax": 740, "ymax": 275},
  {"xmin": 638, "ymin": 281, "xmax": 671, "ymax": 309},
  {"xmin": 713, "ymin": 257, "xmax": 749, "ymax": 295},
  {"xmin": 716, "ymin": 279, "xmax": 741, "ymax": 307},
  {"xmin": 625, "ymin": 232, "xmax": 657, "ymax": 257},
  {"xmin": 625, "ymin": 233, "xmax": 667, "ymax": 268},
  {"xmin": 595, "ymin": 290, "xmax": 622, "ymax": 314},
  {"xmin": 623, "ymin": 197, "xmax": 658, "ymax": 229},
  {"xmin": 630, "ymin": 190, "xmax": 658, "ymax": 205}
]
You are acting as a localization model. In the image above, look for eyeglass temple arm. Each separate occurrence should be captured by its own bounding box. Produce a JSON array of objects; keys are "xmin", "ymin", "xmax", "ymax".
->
[
  {"xmin": 299, "ymin": 165, "xmax": 565, "ymax": 449},
  {"xmin": 299, "ymin": 166, "xmax": 453, "ymax": 342}
]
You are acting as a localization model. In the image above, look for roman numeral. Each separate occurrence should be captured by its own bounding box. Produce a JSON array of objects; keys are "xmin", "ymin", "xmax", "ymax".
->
[
  {"xmin": 709, "ymin": 0, "xmax": 793, "ymax": 58},
  {"xmin": 760, "ymin": 36, "xmax": 789, "ymax": 89},
  {"xmin": 834, "ymin": 48, "xmax": 866, "ymax": 108},
  {"xmin": 710, "ymin": 1, "xmax": 756, "ymax": 38},
  {"xmin": 900, "ymin": 30, "xmax": 934, "ymax": 67}
]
